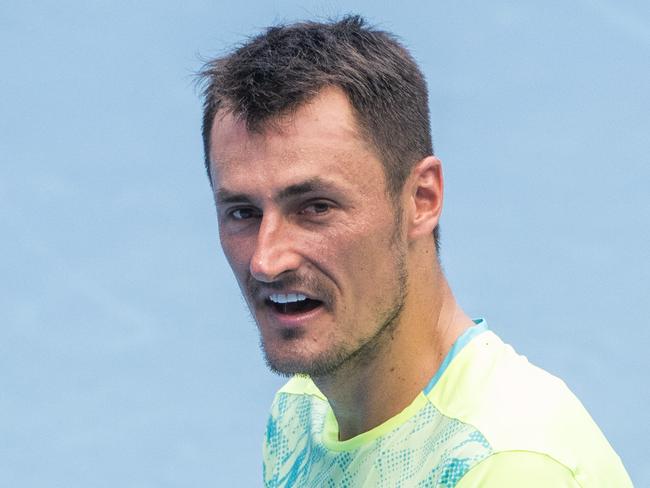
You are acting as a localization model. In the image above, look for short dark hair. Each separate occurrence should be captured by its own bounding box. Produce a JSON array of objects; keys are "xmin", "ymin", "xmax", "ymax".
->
[{"xmin": 197, "ymin": 15, "xmax": 439, "ymax": 249}]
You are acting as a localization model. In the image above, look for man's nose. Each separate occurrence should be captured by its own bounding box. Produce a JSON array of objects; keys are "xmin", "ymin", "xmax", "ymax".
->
[{"xmin": 249, "ymin": 213, "xmax": 301, "ymax": 283}]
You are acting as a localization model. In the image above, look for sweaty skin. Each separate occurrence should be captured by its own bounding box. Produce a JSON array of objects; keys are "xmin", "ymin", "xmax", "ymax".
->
[{"xmin": 210, "ymin": 87, "xmax": 474, "ymax": 440}]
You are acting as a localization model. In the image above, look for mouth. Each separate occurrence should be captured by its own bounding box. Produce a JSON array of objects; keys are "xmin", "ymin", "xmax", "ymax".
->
[{"xmin": 265, "ymin": 292, "xmax": 324, "ymax": 316}]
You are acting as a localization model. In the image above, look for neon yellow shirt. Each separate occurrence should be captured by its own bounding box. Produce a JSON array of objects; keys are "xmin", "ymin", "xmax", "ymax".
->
[{"xmin": 262, "ymin": 320, "xmax": 632, "ymax": 487}]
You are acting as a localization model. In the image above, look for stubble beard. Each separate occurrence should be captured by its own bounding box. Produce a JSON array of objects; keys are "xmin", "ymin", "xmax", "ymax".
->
[{"xmin": 257, "ymin": 240, "xmax": 408, "ymax": 379}]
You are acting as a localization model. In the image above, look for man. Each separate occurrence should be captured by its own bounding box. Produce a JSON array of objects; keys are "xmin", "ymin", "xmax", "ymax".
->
[{"xmin": 198, "ymin": 15, "xmax": 632, "ymax": 487}]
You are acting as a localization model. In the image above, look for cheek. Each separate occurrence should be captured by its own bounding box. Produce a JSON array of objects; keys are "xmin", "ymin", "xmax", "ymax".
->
[
  {"xmin": 315, "ymin": 218, "xmax": 395, "ymax": 281},
  {"xmin": 219, "ymin": 228, "xmax": 253, "ymax": 275}
]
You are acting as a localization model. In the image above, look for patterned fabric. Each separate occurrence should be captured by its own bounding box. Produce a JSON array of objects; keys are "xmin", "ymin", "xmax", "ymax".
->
[
  {"xmin": 263, "ymin": 322, "xmax": 493, "ymax": 487},
  {"xmin": 262, "ymin": 321, "xmax": 633, "ymax": 487},
  {"xmin": 263, "ymin": 392, "xmax": 492, "ymax": 487}
]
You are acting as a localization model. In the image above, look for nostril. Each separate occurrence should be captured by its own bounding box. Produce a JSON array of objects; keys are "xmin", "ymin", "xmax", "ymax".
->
[{"xmin": 249, "ymin": 241, "xmax": 303, "ymax": 283}]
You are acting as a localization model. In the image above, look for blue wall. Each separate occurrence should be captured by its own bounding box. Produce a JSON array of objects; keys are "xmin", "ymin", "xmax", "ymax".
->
[{"xmin": 1, "ymin": 1, "xmax": 647, "ymax": 485}]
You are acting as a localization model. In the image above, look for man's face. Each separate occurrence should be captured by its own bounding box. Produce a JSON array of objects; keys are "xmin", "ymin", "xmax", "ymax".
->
[{"xmin": 210, "ymin": 88, "xmax": 408, "ymax": 377}]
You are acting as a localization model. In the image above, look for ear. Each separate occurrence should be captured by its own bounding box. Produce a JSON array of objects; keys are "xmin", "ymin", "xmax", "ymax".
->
[{"xmin": 406, "ymin": 156, "xmax": 443, "ymax": 241}]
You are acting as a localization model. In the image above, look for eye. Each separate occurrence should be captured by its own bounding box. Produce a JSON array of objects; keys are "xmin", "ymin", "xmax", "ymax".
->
[
  {"xmin": 228, "ymin": 207, "xmax": 260, "ymax": 220},
  {"xmin": 301, "ymin": 201, "xmax": 333, "ymax": 216}
]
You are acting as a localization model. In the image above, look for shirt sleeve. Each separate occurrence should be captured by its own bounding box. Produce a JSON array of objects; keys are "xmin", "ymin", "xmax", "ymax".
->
[{"xmin": 455, "ymin": 451, "xmax": 581, "ymax": 488}]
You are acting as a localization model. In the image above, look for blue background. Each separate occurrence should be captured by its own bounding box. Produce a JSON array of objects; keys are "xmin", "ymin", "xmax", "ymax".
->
[{"xmin": 2, "ymin": 1, "xmax": 648, "ymax": 486}]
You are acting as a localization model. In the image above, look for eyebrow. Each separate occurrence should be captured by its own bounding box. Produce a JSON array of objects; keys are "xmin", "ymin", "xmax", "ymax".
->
[
  {"xmin": 277, "ymin": 177, "xmax": 336, "ymax": 200},
  {"xmin": 215, "ymin": 177, "xmax": 339, "ymax": 205},
  {"xmin": 214, "ymin": 189, "xmax": 252, "ymax": 204}
]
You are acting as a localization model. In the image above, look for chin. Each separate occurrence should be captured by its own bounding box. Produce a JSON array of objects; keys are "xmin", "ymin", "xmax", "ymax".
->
[{"xmin": 261, "ymin": 336, "xmax": 352, "ymax": 378}]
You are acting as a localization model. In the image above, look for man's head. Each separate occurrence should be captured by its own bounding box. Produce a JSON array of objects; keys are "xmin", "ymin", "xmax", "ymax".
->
[
  {"xmin": 198, "ymin": 15, "xmax": 438, "ymax": 248},
  {"xmin": 198, "ymin": 16, "xmax": 443, "ymax": 377}
]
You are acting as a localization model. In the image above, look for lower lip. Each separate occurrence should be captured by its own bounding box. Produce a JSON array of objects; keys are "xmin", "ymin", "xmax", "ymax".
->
[{"xmin": 261, "ymin": 303, "xmax": 326, "ymax": 328}]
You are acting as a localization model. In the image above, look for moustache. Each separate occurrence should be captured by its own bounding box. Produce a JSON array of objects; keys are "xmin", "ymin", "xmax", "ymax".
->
[{"xmin": 245, "ymin": 272, "xmax": 335, "ymax": 307}]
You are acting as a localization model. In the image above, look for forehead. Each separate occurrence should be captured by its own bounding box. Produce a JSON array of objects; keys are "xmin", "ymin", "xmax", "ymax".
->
[{"xmin": 208, "ymin": 88, "xmax": 386, "ymax": 195}]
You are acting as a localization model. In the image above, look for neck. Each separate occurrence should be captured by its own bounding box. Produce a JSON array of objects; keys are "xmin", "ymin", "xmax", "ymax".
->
[{"xmin": 311, "ymin": 265, "xmax": 473, "ymax": 441}]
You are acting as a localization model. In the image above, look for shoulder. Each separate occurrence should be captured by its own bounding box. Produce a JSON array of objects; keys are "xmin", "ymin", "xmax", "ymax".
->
[
  {"xmin": 265, "ymin": 375, "xmax": 328, "ymax": 435},
  {"xmin": 456, "ymin": 451, "xmax": 581, "ymax": 487},
  {"xmin": 263, "ymin": 375, "xmax": 330, "ymax": 485},
  {"xmin": 428, "ymin": 331, "xmax": 632, "ymax": 487},
  {"xmin": 276, "ymin": 374, "xmax": 326, "ymax": 399},
  {"xmin": 431, "ymin": 331, "xmax": 585, "ymax": 449}
]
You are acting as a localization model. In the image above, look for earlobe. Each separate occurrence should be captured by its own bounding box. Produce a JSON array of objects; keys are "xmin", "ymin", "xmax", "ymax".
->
[{"xmin": 408, "ymin": 156, "xmax": 443, "ymax": 241}]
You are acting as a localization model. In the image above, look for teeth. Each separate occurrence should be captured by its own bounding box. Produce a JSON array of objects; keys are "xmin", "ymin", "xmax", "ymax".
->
[{"xmin": 269, "ymin": 293, "xmax": 308, "ymax": 304}]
